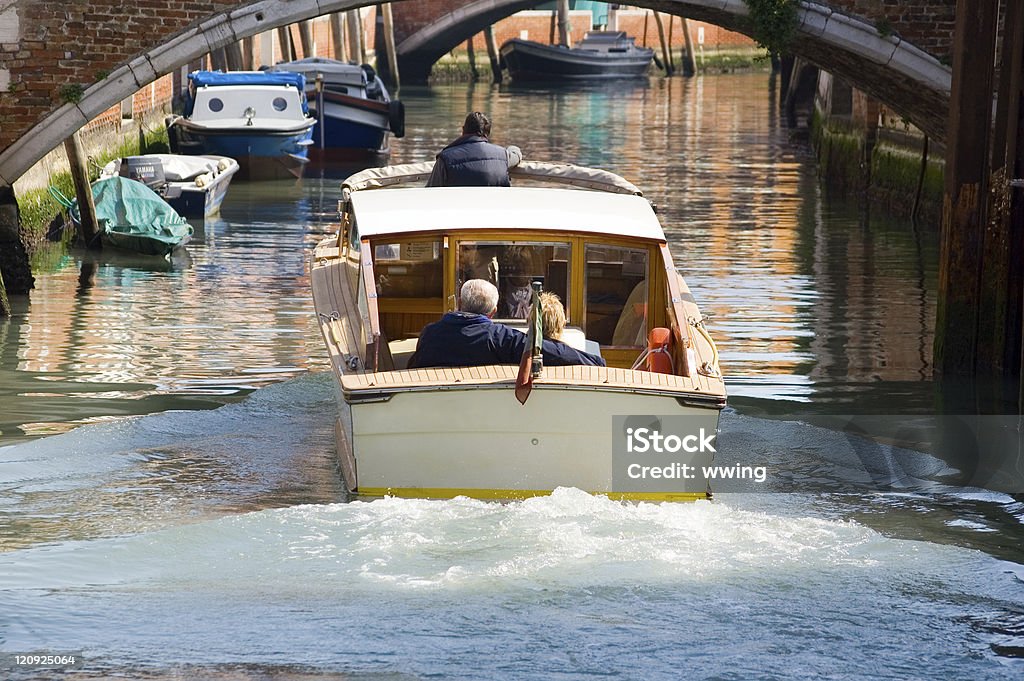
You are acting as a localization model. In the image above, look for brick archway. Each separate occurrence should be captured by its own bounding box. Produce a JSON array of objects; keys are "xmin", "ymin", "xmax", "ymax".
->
[
  {"xmin": 0, "ymin": 0, "xmax": 955, "ymax": 186},
  {"xmin": 394, "ymin": 0, "xmax": 951, "ymax": 140}
]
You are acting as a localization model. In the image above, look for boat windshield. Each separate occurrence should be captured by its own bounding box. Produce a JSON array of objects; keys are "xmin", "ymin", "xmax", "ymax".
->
[{"xmin": 457, "ymin": 241, "xmax": 571, "ymax": 320}]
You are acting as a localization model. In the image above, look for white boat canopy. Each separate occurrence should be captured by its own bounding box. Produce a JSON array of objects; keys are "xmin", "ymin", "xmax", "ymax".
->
[
  {"xmin": 341, "ymin": 160, "xmax": 644, "ymax": 196},
  {"xmin": 349, "ymin": 186, "xmax": 666, "ymax": 241}
]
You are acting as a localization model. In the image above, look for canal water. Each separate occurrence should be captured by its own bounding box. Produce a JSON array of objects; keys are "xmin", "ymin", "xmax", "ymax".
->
[{"xmin": 1, "ymin": 73, "xmax": 1023, "ymax": 679}]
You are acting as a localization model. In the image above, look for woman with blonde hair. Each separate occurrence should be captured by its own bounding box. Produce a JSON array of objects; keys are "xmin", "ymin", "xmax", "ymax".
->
[{"xmin": 539, "ymin": 291, "xmax": 566, "ymax": 340}]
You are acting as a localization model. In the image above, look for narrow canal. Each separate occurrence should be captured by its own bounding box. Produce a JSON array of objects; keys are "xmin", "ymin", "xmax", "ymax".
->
[{"xmin": 1, "ymin": 73, "xmax": 1022, "ymax": 679}]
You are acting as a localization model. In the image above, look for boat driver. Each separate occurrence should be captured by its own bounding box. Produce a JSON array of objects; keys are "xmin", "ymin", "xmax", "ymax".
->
[
  {"xmin": 426, "ymin": 112, "xmax": 523, "ymax": 187},
  {"xmin": 408, "ymin": 279, "xmax": 605, "ymax": 369}
]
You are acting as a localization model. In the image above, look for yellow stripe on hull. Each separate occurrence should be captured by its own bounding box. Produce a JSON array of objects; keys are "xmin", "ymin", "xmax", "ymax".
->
[{"xmin": 355, "ymin": 487, "xmax": 709, "ymax": 502}]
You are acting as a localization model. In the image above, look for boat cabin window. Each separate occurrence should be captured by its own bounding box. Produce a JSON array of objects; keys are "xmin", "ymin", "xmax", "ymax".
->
[
  {"xmin": 190, "ymin": 85, "xmax": 305, "ymax": 123},
  {"xmin": 584, "ymin": 244, "xmax": 648, "ymax": 347},
  {"xmin": 370, "ymin": 239, "xmax": 443, "ymax": 298},
  {"xmin": 457, "ymin": 241, "xmax": 571, "ymax": 319}
]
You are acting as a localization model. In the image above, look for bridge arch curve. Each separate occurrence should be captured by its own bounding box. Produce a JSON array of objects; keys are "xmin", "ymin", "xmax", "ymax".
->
[
  {"xmin": 397, "ymin": 0, "xmax": 950, "ymax": 143},
  {"xmin": 0, "ymin": 0, "xmax": 369, "ymax": 186},
  {"xmin": 0, "ymin": 0, "xmax": 951, "ymax": 186}
]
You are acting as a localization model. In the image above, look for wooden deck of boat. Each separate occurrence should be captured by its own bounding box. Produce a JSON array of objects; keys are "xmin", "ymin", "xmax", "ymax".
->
[{"xmin": 340, "ymin": 364, "xmax": 724, "ymax": 401}]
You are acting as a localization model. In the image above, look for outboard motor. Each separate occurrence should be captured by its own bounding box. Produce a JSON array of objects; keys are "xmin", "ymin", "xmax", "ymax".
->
[{"xmin": 119, "ymin": 156, "xmax": 166, "ymax": 190}]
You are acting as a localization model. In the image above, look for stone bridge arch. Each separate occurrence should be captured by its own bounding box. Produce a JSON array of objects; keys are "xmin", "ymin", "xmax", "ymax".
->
[
  {"xmin": 396, "ymin": 0, "xmax": 951, "ymax": 140},
  {"xmin": 0, "ymin": 0, "xmax": 954, "ymax": 186}
]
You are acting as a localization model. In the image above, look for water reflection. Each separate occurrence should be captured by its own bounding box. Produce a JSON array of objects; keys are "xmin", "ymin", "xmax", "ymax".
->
[{"xmin": 1, "ymin": 73, "xmax": 942, "ymax": 441}]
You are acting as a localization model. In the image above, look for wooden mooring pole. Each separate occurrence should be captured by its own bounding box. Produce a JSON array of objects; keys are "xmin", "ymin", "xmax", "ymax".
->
[
  {"xmin": 556, "ymin": 0, "xmax": 572, "ymax": 47},
  {"xmin": 381, "ymin": 4, "xmax": 401, "ymax": 89},
  {"xmin": 347, "ymin": 10, "xmax": 365, "ymax": 64},
  {"xmin": 680, "ymin": 17, "xmax": 697, "ymax": 77},
  {"xmin": 298, "ymin": 21, "xmax": 314, "ymax": 59},
  {"xmin": 934, "ymin": 0, "xmax": 999, "ymax": 378},
  {"xmin": 654, "ymin": 13, "xmax": 673, "ymax": 76},
  {"xmin": 277, "ymin": 26, "xmax": 294, "ymax": 62},
  {"xmin": 978, "ymin": 0, "xmax": 1024, "ymax": 388},
  {"xmin": 330, "ymin": 13, "xmax": 346, "ymax": 61},
  {"xmin": 466, "ymin": 38, "xmax": 479, "ymax": 82},
  {"xmin": 63, "ymin": 130, "xmax": 101, "ymax": 249},
  {"xmin": 484, "ymin": 25, "xmax": 502, "ymax": 84}
]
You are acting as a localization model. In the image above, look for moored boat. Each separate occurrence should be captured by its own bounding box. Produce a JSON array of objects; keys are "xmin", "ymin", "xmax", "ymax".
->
[
  {"xmin": 166, "ymin": 71, "xmax": 316, "ymax": 180},
  {"xmin": 269, "ymin": 58, "xmax": 405, "ymax": 160},
  {"xmin": 99, "ymin": 153, "xmax": 239, "ymax": 219},
  {"xmin": 500, "ymin": 31, "xmax": 654, "ymax": 81},
  {"xmin": 310, "ymin": 161, "xmax": 726, "ymax": 501},
  {"xmin": 53, "ymin": 176, "xmax": 193, "ymax": 256}
]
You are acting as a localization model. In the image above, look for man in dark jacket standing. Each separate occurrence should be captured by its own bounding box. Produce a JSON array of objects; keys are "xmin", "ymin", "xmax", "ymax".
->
[
  {"xmin": 408, "ymin": 280, "xmax": 605, "ymax": 369},
  {"xmin": 427, "ymin": 112, "xmax": 523, "ymax": 187}
]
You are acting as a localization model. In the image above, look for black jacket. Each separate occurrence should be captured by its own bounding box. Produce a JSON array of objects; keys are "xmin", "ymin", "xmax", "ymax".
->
[
  {"xmin": 427, "ymin": 135, "xmax": 515, "ymax": 187},
  {"xmin": 408, "ymin": 312, "xmax": 606, "ymax": 369}
]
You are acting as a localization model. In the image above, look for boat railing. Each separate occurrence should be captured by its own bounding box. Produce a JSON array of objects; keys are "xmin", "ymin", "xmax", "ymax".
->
[{"xmin": 340, "ymin": 160, "xmax": 644, "ymax": 204}]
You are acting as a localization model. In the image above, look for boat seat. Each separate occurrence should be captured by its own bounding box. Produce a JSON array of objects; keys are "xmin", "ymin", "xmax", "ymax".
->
[{"xmin": 388, "ymin": 337, "xmax": 420, "ymax": 370}]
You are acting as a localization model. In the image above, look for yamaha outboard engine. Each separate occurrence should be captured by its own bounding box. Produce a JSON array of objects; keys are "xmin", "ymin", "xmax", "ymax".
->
[{"xmin": 119, "ymin": 157, "xmax": 166, "ymax": 189}]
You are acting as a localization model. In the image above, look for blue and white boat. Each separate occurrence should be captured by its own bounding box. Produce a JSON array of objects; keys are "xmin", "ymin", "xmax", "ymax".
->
[
  {"xmin": 269, "ymin": 58, "xmax": 404, "ymax": 161},
  {"xmin": 166, "ymin": 71, "xmax": 316, "ymax": 180}
]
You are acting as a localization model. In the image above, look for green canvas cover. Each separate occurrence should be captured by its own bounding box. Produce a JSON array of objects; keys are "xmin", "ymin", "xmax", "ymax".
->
[{"xmin": 73, "ymin": 177, "xmax": 192, "ymax": 255}]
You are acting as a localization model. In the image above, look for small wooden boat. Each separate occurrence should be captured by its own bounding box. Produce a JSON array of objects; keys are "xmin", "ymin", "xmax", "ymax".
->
[
  {"xmin": 500, "ymin": 31, "xmax": 654, "ymax": 81},
  {"xmin": 166, "ymin": 71, "xmax": 316, "ymax": 180},
  {"xmin": 310, "ymin": 161, "xmax": 726, "ymax": 501},
  {"xmin": 53, "ymin": 176, "xmax": 192, "ymax": 256},
  {"xmin": 99, "ymin": 154, "xmax": 239, "ymax": 219},
  {"xmin": 269, "ymin": 58, "xmax": 405, "ymax": 160}
]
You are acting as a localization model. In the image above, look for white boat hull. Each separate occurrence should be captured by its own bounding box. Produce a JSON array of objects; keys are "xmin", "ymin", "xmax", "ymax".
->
[{"xmin": 339, "ymin": 380, "xmax": 720, "ymax": 500}]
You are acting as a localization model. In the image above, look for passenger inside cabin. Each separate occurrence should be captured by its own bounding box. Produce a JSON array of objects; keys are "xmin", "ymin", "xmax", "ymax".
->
[
  {"xmin": 540, "ymin": 291, "xmax": 566, "ymax": 341},
  {"xmin": 407, "ymin": 279, "xmax": 605, "ymax": 369}
]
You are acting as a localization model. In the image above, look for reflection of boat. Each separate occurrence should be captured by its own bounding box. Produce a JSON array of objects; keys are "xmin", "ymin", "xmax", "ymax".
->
[
  {"xmin": 53, "ymin": 177, "xmax": 192, "ymax": 256},
  {"xmin": 269, "ymin": 58, "xmax": 405, "ymax": 160},
  {"xmin": 500, "ymin": 31, "xmax": 655, "ymax": 81},
  {"xmin": 166, "ymin": 71, "xmax": 316, "ymax": 180},
  {"xmin": 310, "ymin": 161, "xmax": 726, "ymax": 501},
  {"xmin": 99, "ymin": 154, "xmax": 239, "ymax": 218}
]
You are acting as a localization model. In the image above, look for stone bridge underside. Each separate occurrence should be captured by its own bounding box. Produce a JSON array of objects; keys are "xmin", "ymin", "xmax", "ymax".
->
[{"xmin": 0, "ymin": 0, "xmax": 956, "ymax": 186}]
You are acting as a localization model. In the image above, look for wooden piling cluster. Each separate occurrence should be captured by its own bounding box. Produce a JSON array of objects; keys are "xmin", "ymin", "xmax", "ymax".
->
[{"xmin": 935, "ymin": 0, "xmax": 1024, "ymax": 401}]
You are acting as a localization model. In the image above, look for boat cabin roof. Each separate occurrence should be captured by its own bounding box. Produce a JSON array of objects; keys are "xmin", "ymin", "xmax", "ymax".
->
[
  {"xmin": 270, "ymin": 58, "xmax": 368, "ymax": 88},
  {"xmin": 350, "ymin": 187, "xmax": 666, "ymax": 242}
]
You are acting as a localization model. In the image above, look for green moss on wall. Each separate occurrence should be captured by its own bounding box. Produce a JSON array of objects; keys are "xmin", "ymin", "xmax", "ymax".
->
[{"xmin": 812, "ymin": 110, "xmax": 943, "ymax": 224}]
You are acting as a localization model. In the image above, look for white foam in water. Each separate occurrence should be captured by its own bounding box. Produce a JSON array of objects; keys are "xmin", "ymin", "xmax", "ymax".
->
[{"xmin": 0, "ymin": 488, "xmax": 964, "ymax": 594}]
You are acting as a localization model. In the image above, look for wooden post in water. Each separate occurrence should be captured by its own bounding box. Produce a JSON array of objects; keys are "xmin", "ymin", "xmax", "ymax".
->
[
  {"xmin": 347, "ymin": 10, "xmax": 365, "ymax": 64},
  {"xmin": 980, "ymin": 0, "xmax": 1024, "ymax": 391},
  {"xmin": 381, "ymin": 4, "xmax": 400, "ymax": 89},
  {"xmin": 934, "ymin": 0, "xmax": 999, "ymax": 378},
  {"xmin": 242, "ymin": 36, "xmax": 255, "ymax": 70},
  {"xmin": 556, "ymin": 0, "xmax": 572, "ymax": 47},
  {"xmin": 330, "ymin": 13, "xmax": 346, "ymax": 61},
  {"xmin": 667, "ymin": 13, "xmax": 676, "ymax": 74},
  {"xmin": 549, "ymin": 11, "xmax": 557, "ymax": 45},
  {"xmin": 484, "ymin": 25, "xmax": 502, "ymax": 84},
  {"xmin": 680, "ymin": 17, "xmax": 696, "ymax": 76},
  {"xmin": 277, "ymin": 26, "xmax": 294, "ymax": 62},
  {"xmin": 298, "ymin": 21, "xmax": 314, "ymax": 59},
  {"xmin": 0, "ymin": 267, "xmax": 9, "ymax": 317},
  {"xmin": 64, "ymin": 130, "xmax": 101, "ymax": 249},
  {"xmin": 654, "ymin": 13, "xmax": 673, "ymax": 76},
  {"xmin": 224, "ymin": 41, "xmax": 244, "ymax": 71},
  {"xmin": 466, "ymin": 38, "xmax": 479, "ymax": 81}
]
